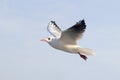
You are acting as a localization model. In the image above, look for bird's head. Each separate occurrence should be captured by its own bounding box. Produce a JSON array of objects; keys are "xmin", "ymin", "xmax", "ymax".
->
[{"xmin": 41, "ymin": 37, "xmax": 54, "ymax": 43}]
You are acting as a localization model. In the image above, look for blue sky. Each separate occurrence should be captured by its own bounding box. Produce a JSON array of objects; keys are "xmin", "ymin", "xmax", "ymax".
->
[{"xmin": 0, "ymin": 0, "xmax": 120, "ymax": 80}]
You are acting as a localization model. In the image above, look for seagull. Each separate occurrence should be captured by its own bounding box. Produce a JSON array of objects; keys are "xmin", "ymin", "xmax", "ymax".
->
[{"xmin": 41, "ymin": 19, "xmax": 94, "ymax": 60}]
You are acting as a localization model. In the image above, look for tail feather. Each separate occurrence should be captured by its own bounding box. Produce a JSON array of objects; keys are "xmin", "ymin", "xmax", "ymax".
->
[{"xmin": 78, "ymin": 48, "xmax": 95, "ymax": 56}]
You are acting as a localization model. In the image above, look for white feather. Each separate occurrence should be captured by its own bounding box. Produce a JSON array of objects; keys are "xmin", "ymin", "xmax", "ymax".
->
[
  {"xmin": 78, "ymin": 48, "xmax": 95, "ymax": 56},
  {"xmin": 47, "ymin": 21, "xmax": 62, "ymax": 39}
]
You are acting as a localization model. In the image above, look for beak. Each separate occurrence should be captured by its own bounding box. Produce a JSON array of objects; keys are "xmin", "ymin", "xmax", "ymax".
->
[{"xmin": 41, "ymin": 39, "xmax": 47, "ymax": 42}]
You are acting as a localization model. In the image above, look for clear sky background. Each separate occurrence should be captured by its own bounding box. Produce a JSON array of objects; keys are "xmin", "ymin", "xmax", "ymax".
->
[{"xmin": 0, "ymin": 0, "xmax": 120, "ymax": 80}]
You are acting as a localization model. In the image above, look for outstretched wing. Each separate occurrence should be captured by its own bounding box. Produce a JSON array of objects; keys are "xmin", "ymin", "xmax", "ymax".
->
[
  {"xmin": 60, "ymin": 20, "xmax": 86, "ymax": 44},
  {"xmin": 47, "ymin": 21, "xmax": 62, "ymax": 38}
]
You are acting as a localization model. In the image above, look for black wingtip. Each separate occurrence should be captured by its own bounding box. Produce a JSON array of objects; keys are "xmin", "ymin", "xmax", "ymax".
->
[
  {"xmin": 78, "ymin": 19, "xmax": 86, "ymax": 26},
  {"xmin": 81, "ymin": 19, "xmax": 85, "ymax": 23},
  {"xmin": 50, "ymin": 21, "xmax": 57, "ymax": 26},
  {"xmin": 51, "ymin": 21, "xmax": 55, "ymax": 23},
  {"xmin": 50, "ymin": 21, "xmax": 61, "ymax": 31}
]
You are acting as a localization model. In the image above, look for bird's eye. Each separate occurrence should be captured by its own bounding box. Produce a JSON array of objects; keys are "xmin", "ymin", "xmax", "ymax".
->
[{"xmin": 48, "ymin": 38, "xmax": 50, "ymax": 40}]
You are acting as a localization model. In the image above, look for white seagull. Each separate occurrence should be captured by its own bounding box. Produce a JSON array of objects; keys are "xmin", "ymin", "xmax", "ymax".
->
[{"xmin": 41, "ymin": 19, "xmax": 94, "ymax": 60}]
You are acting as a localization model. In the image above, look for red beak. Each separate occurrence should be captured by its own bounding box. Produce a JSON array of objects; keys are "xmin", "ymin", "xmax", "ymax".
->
[{"xmin": 41, "ymin": 39, "xmax": 47, "ymax": 42}]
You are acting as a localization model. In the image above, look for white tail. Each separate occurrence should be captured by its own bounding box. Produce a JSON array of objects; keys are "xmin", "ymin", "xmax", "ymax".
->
[{"xmin": 78, "ymin": 48, "xmax": 95, "ymax": 56}]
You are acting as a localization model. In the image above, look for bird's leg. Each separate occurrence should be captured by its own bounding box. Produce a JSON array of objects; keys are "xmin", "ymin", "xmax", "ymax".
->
[{"xmin": 78, "ymin": 52, "xmax": 87, "ymax": 60}]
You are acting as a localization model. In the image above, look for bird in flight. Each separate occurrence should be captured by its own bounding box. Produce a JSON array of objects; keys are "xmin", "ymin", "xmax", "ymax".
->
[{"xmin": 41, "ymin": 19, "xmax": 94, "ymax": 60}]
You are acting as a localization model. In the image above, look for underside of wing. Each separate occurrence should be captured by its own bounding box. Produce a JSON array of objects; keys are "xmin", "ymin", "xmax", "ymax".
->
[
  {"xmin": 60, "ymin": 19, "xmax": 86, "ymax": 44},
  {"xmin": 47, "ymin": 21, "xmax": 62, "ymax": 38}
]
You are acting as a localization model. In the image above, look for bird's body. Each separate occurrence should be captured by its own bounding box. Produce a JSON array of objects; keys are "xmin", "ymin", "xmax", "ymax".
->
[
  {"xmin": 49, "ymin": 39, "xmax": 80, "ymax": 53},
  {"xmin": 41, "ymin": 20, "xmax": 94, "ymax": 60}
]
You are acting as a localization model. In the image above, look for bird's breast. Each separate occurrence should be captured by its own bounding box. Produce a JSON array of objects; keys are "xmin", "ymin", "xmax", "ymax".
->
[{"xmin": 50, "ymin": 40, "xmax": 79, "ymax": 53}]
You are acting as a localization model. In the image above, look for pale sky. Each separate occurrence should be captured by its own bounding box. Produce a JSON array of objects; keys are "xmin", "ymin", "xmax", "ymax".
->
[{"xmin": 0, "ymin": 0, "xmax": 120, "ymax": 80}]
